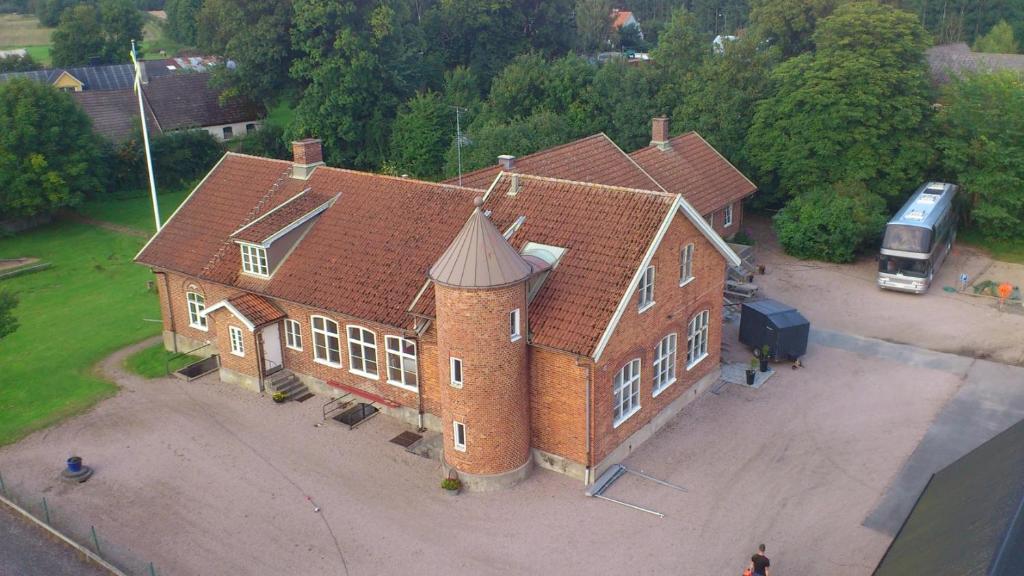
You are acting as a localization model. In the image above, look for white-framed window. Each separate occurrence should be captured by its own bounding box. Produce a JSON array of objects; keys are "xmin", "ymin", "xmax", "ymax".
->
[
  {"xmin": 311, "ymin": 315, "xmax": 341, "ymax": 367},
  {"xmin": 637, "ymin": 266, "xmax": 655, "ymax": 312},
  {"xmin": 450, "ymin": 357, "xmax": 463, "ymax": 388},
  {"xmin": 186, "ymin": 292, "xmax": 207, "ymax": 330},
  {"xmin": 284, "ymin": 319, "xmax": 302, "ymax": 350},
  {"xmin": 385, "ymin": 336, "xmax": 418, "ymax": 391},
  {"xmin": 724, "ymin": 203, "xmax": 734, "ymax": 227},
  {"xmin": 453, "ymin": 421, "xmax": 467, "ymax": 452},
  {"xmin": 653, "ymin": 333, "xmax": 677, "ymax": 396},
  {"xmin": 680, "ymin": 243, "xmax": 695, "ymax": 286},
  {"xmin": 687, "ymin": 310, "xmax": 711, "ymax": 369},
  {"xmin": 613, "ymin": 359, "xmax": 641, "ymax": 427},
  {"xmin": 347, "ymin": 326, "xmax": 378, "ymax": 378},
  {"xmin": 240, "ymin": 243, "xmax": 269, "ymax": 277},
  {"xmin": 228, "ymin": 325, "xmax": 244, "ymax": 356},
  {"xmin": 510, "ymin": 308, "xmax": 521, "ymax": 342}
]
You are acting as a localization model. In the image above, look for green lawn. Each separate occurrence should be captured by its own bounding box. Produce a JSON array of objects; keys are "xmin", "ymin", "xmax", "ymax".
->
[
  {"xmin": 960, "ymin": 228, "xmax": 1024, "ymax": 265},
  {"xmin": 0, "ymin": 190, "xmax": 193, "ymax": 446},
  {"xmin": 124, "ymin": 343, "xmax": 202, "ymax": 378},
  {"xmin": 77, "ymin": 189, "xmax": 192, "ymax": 232},
  {"xmin": 0, "ymin": 222, "xmax": 161, "ymax": 445},
  {"xmin": 266, "ymin": 99, "xmax": 296, "ymax": 130}
]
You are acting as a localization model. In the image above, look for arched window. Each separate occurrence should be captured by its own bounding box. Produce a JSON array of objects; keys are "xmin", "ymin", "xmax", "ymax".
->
[
  {"xmin": 613, "ymin": 359, "xmax": 641, "ymax": 427},
  {"xmin": 310, "ymin": 316, "xmax": 341, "ymax": 367},
  {"xmin": 687, "ymin": 310, "xmax": 710, "ymax": 369},
  {"xmin": 653, "ymin": 333, "xmax": 677, "ymax": 395},
  {"xmin": 186, "ymin": 292, "xmax": 207, "ymax": 330},
  {"xmin": 347, "ymin": 325, "xmax": 379, "ymax": 378}
]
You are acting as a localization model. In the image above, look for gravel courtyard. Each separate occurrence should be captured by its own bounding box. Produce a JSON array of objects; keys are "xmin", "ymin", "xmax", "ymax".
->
[{"xmin": 0, "ymin": 331, "xmax": 960, "ymax": 576}]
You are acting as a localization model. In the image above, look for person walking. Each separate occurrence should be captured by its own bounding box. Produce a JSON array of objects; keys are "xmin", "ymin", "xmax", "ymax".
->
[{"xmin": 749, "ymin": 544, "xmax": 771, "ymax": 576}]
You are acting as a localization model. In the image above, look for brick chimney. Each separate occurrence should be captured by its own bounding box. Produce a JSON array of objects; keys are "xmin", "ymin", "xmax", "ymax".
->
[
  {"xmin": 497, "ymin": 155, "xmax": 516, "ymax": 171},
  {"xmin": 291, "ymin": 138, "xmax": 324, "ymax": 179},
  {"xmin": 651, "ymin": 117, "xmax": 670, "ymax": 150}
]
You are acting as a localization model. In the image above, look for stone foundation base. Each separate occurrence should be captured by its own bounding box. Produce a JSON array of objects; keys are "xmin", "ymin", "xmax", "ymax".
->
[
  {"xmin": 445, "ymin": 453, "xmax": 533, "ymax": 492},
  {"xmin": 589, "ymin": 366, "xmax": 721, "ymax": 484},
  {"xmin": 219, "ymin": 366, "xmax": 260, "ymax": 393},
  {"xmin": 163, "ymin": 330, "xmax": 215, "ymax": 357},
  {"xmin": 291, "ymin": 372, "xmax": 443, "ymax": 432},
  {"xmin": 533, "ymin": 448, "xmax": 586, "ymax": 481}
]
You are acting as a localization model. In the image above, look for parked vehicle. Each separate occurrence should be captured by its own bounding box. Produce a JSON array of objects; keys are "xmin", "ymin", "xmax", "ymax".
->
[{"xmin": 878, "ymin": 182, "xmax": 958, "ymax": 294}]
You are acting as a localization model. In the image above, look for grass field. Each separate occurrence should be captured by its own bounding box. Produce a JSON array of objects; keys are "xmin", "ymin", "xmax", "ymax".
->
[
  {"xmin": 0, "ymin": 192, "xmax": 191, "ymax": 446},
  {"xmin": 0, "ymin": 13, "xmax": 54, "ymax": 66},
  {"xmin": 77, "ymin": 189, "xmax": 193, "ymax": 232},
  {"xmin": 124, "ymin": 343, "xmax": 202, "ymax": 378},
  {"xmin": 266, "ymin": 99, "xmax": 296, "ymax": 130},
  {"xmin": 960, "ymin": 227, "xmax": 1024, "ymax": 265}
]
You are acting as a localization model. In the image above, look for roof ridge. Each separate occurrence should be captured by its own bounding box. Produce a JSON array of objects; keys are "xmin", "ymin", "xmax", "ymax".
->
[
  {"xmin": 501, "ymin": 172, "xmax": 675, "ymax": 199},
  {"xmin": 199, "ymin": 166, "xmax": 291, "ymax": 276},
  {"xmin": 321, "ymin": 165, "xmax": 496, "ymax": 194},
  {"xmin": 603, "ymin": 134, "xmax": 668, "ymax": 193},
  {"xmin": 453, "ymin": 133, "xmax": 610, "ymax": 180},
  {"xmin": 223, "ymin": 151, "xmax": 293, "ymax": 164}
]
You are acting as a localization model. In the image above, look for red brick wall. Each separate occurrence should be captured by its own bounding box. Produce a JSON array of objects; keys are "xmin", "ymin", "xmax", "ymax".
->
[
  {"xmin": 435, "ymin": 282, "xmax": 531, "ymax": 476},
  {"xmin": 705, "ymin": 200, "xmax": 744, "ymax": 239},
  {"xmin": 591, "ymin": 212, "xmax": 726, "ymax": 465},
  {"xmin": 155, "ymin": 272, "xmax": 235, "ymax": 352},
  {"xmin": 210, "ymin": 311, "xmax": 259, "ymax": 376},
  {"xmin": 529, "ymin": 347, "xmax": 588, "ymax": 464}
]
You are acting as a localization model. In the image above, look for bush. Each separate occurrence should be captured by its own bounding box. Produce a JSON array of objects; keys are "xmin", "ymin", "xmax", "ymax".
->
[
  {"xmin": 773, "ymin": 183, "xmax": 888, "ymax": 263},
  {"xmin": 0, "ymin": 54, "xmax": 41, "ymax": 73},
  {"xmin": 229, "ymin": 125, "xmax": 289, "ymax": 160},
  {"xmin": 441, "ymin": 478, "xmax": 461, "ymax": 491},
  {"xmin": 104, "ymin": 130, "xmax": 224, "ymax": 194}
]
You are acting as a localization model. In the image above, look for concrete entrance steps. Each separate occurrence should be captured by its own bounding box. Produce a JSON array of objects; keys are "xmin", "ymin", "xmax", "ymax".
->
[{"xmin": 266, "ymin": 369, "xmax": 314, "ymax": 402}]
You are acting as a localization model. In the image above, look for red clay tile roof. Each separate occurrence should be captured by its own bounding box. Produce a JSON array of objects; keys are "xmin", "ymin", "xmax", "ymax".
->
[
  {"xmin": 419, "ymin": 174, "xmax": 676, "ymax": 356},
  {"xmin": 138, "ymin": 156, "xmax": 697, "ymax": 356},
  {"xmin": 611, "ymin": 10, "xmax": 635, "ymax": 29},
  {"xmin": 231, "ymin": 189, "xmax": 334, "ymax": 244},
  {"xmin": 445, "ymin": 133, "xmax": 661, "ymax": 191},
  {"xmin": 228, "ymin": 293, "xmax": 284, "ymax": 327},
  {"xmin": 629, "ymin": 132, "xmax": 756, "ymax": 216},
  {"xmin": 137, "ymin": 153, "xmax": 479, "ymax": 329}
]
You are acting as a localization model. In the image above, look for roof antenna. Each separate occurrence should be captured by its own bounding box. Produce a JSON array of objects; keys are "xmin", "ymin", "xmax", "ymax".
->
[{"xmin": 451, "ymin": 105, "xmax": 468, "ymax": 186}]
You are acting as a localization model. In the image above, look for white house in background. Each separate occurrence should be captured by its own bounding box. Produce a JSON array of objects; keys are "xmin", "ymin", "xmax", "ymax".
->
[
  {"xmin": 713, "ymin": 35, "xmax": 739, "ymax": 54},
  {"xmin": 610, "ymin": 9, "xmax": 644, "ymax": 40}
]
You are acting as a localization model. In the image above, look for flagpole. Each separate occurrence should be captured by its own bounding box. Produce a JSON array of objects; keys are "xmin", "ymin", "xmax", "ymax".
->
[{"xmin": 132, "ymin": 39, "xmax": 160, "ymax": 232}]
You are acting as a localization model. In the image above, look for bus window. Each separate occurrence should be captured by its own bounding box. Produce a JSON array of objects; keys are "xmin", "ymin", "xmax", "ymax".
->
[
  {"xmin": 879, "ymin": 256, "xmax": 930, "ymax": 278},
  {"xmin": 883, "ymin": 225, "xmax": 932, "ymax": 253}
]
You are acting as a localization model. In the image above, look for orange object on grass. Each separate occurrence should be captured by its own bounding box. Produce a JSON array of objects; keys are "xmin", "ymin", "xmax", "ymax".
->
[{"xmin": 998, "ymin": 282, "xmax": 1013, "ymax": 300}]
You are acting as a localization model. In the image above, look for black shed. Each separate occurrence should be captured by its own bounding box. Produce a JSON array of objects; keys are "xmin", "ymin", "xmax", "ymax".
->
[{"xmin": 739, "ymin": 299, "xmax": 810, "ymax": 361}]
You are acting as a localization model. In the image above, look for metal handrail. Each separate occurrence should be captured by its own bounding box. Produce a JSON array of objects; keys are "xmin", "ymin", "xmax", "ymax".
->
[
  {"xmin": 165, "ymin": 342, "xmax": 212, "ymax": 376},
  {"xmin": 322, "ymin": 394, "xmax": 352, "ymax": 421}
]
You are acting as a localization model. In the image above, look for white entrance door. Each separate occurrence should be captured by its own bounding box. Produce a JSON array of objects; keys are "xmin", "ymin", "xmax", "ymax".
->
[{"xmin": 261, "ymin": 323, "xmax": 283, "ymax": 374}]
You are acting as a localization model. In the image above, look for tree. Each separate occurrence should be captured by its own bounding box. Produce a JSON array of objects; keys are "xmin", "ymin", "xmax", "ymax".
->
[
  {"xmin": 747, "ymin": 2, "xmax": 933, "ymax": 203},
  {"xmin": 651, "ymin": 8, "xmax": 707, "ymax": 114},
  {"xmin": 0, "ymin": 54, "xmax": 42, "ymax": 73},
  {"xmin": 586, "ymin": 59, "xmax": 658, "ymax": 150},
  {"xmin": 165, "ymin": 0, "xmax": 202, "ymax": 45},
  {"xmin": 50, "ymin": 4, "xmax": 105, "ymax": 66},
  {"xmin": 0, "ymin": 289, "xmax": 18, "ymax": 340},
  {"xmin": 773, "ymin": 182, "xmax": 888, "ymax": 262},
  {"xmin": 938, "ymin": 71, "xmax": 1024, "ymax": 238},
  {"xmin": 50, "ymin": 0, "xmax": 142, "ymax": 66},
  {"xmin": 749, "ymin": 0, "xmax": 842, "ymax": 58},
  {"xmin": 0, "ymin": 79, "xmax": 102, "ymax": 219},
  {"xmin": 36, "ymin": 0, "xmax": 94, "ymax": 27},
  {"xmin": 674, "ymin": 34, "xmax": 779, "ymax": 179},
  {"xmin": 974, "ymin": 20, "xmax": 1019, "ymax": 54},
  {"xmin": 444, "ymin": 109, "xmax": 574, "ymax": 177},
  {"xmin": 196, "ymin": 0, "xmax": 296, "ymax": 101},
  {"xmin": 576, "ymin": 0, "xmax": 613, "ymax": 52},
  {"xmin": 390, "ymin": 91, "xmax": 451, "ymax": 180},
  {"xmin": 618, "ymin": 22, "xmax": 647, "ymax": 50}
]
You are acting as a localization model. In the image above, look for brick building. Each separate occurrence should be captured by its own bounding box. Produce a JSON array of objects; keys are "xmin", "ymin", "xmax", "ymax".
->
[
  {"xmin": 136, "ymin": 139, "xmax": 741, "ymax": 490},
  {"xmin": 449, "ymin": 117, "xmax": 758, "ymax": 238}
]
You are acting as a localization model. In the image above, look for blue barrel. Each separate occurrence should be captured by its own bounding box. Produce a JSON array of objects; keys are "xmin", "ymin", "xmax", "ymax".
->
[{"xmin": 67, "ymin": 456, "xmax": 82, "ymax": 473}]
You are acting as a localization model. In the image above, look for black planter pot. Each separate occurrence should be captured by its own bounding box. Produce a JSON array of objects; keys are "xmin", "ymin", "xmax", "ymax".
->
[
  {"xmin": 745, "ymin": 369, "xmax": 756, "ymax": 385},
  {"xmin": 759, "ymin": 358, "xmax": 769, "ymax": 372}
]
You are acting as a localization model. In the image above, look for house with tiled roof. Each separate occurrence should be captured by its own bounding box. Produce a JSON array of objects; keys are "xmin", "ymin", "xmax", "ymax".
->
[
  {"xmin": 137, "ymin": 139, "xmax": 739, "ymax": 490},
  {"xmin": 610, "ymin": 9, "xmax": 643, "ymax": 40},
  {"xmin": 451, "ymin": 118, "xmax": 757, "ymax": 238}
]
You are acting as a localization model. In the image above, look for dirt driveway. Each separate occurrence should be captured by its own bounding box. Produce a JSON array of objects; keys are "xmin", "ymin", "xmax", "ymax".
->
[
  {"xmin": 0, "ymin": 331, "xmax": 960, "ymax": 576},
  {"xmin": 745, "ymin": 216, "xmax": 1024, "ymax": 366}
]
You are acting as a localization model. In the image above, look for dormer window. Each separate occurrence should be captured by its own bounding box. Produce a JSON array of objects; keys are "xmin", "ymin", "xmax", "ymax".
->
[{"xmin": 240, "ymin": 243, "xmax": 269, "ymax": 277}]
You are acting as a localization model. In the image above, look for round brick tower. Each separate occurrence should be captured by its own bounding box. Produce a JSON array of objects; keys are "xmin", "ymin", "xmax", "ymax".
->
[{"xmin": 429, "ymin": 197, "xmax": 533, "ymax": 491}]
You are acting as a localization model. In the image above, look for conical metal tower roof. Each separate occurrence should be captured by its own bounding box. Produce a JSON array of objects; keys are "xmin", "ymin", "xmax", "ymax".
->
[{"xmin": 429, "ymin": 198, "xmax": 532, "ymax": 289}]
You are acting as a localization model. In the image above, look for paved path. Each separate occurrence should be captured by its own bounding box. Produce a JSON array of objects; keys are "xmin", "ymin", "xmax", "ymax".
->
[
  {"xmin": 0, "ymin": 500, "xmax": 114, "ymax": 576},
  {"xmin": 810, "ymin": 329, "xmax": 1024, "ymax": 536}
]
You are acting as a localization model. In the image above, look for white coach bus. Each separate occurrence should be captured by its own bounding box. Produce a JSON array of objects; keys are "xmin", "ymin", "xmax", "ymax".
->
[{"xmin": 878, "ymin": 182, "xmax": 958, "ymax": 294}]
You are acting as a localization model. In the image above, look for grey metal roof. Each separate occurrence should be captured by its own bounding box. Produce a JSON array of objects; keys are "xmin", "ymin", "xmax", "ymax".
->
[
  {"xmin": 873, "ymin": 417, "xmax": 1024, "ymax": 576},
  {"xmin": 888, "ymin": 182, "xmax": 957, "ymax": 230},
  {"xmin": 0, "ymin": 63, "xmax": 136, "ymax": 91},
  {"xmin": 742, "ymin": 299, "xmax": 809, "ymax": 330},
  {"xmin": 429, "ymin": 198, "xmax": 532, "ymax": 289}
]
